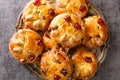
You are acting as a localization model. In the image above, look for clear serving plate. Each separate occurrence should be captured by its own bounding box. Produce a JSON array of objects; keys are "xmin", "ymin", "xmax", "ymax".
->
[{"xmin": 16, "ymin": 1, "xmax": 109, "ymax": 80}]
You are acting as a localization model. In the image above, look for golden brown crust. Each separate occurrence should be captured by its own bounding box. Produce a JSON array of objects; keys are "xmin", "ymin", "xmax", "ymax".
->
[
  {"xmin": 49, "ymin": 13, "xmax": 85, "ymax": 49},
  {"xmin": 55, "ymin": 0, "xmax": 88, "ymax": 18},
  {"xmin": 82, "ymin": 16, "xmax": 108, "ymax": 49},
  {"xmin": 43, "ymin": 31, "xmax": 57, "ymax": 49},
  {"xmin": 40, "ymin": 0, "xmax": 56, "ymax": 4},
  {"xmin": 9, "ymin": 29, "xmax": 43, "ymax": 63},
  {"xmin": 9, "ymin": 0, "xmax": 109, "ymax": 79},
  {"xmin": 40, "ymin": 48, "xmax": 72, "ymax": 80},
  {"xmin": 72, "ymin": 47, "xmax": 98, "ymax": 80},
  {"xmin": 22, "ymin": 0, "xmax": 56, "ymax": 31}
]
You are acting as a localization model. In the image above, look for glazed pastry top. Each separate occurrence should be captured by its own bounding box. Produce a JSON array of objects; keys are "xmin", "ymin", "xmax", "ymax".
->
[{"xmin": 9, "ymin": 29, "xmax": 43, "ymax": 63}]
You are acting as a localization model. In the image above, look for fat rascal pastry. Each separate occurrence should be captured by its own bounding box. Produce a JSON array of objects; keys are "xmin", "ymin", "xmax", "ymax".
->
[
  {"xmin": 48, "ymin": 13, "xmax": 85, "ymax": 49},
  {"xmin": 43, "ymin": 30, "xmax": 57, "ymax": 49},
  {"xmin": 40, "ymin": 48, "xmax": 72, "ymax": 80},
  {"xmin": 9, "ymin": 29, "xmax": 43, "ymax": 63},
  {"xmin": 55, "ymin": 0, "xmax": 88, "ymax": 18},
  {"xmin": 72, "ymin": 47, "xmax": 98, "ymax": 80},
  {"xmin": 82, "ymin": 16, "xmax": 108, "ymax": 48},
  {"xmin": 22, "ymin": 0, "xmax": 57, "ymax": 31}
]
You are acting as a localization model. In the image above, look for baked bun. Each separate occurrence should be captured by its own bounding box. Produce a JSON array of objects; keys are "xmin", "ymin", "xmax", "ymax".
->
[
  {"xmin": 72, "ymin": 47, "xmax": 98, "ymax": 80},
  {"xmin": 43, "ymin": 30, "xmax": 57, "ymax": 49},
  {"xmin": 22, "ymin": 0, "xmax": 56, "ymax": 31},
  {"xmin": 48, "ymin": 13, "xmax": 85, "ymax": 49},
  {"xmin": 55, "ymin": 0, "xmax": 88, "ymax": 18},
  {"xmin": 9, "ymin": 29, "xmax": 43, "ymax": 63},
  {"xmin": 40, "ymin": 48, "xmax": 72, "ymax": 80},
  {"xmin": 82, "ymin": 16, "xmax": 108, "ymax": 48}
]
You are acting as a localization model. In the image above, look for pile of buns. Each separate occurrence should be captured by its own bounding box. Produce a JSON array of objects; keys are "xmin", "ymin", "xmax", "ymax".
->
[{"xmin": 9, "ymin": 0, "xmax": 108, "ymax": 80}]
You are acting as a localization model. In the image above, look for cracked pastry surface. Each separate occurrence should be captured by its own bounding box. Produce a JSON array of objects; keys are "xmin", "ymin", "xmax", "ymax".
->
[
  {"xmin": 9, "ymin": 29, "xmax": 43, "ymax": 63},
  {"xmin": 40, "ymin": 48, "xmax": 72, "ymax": 80},
  {"xmin": 72, "ymin": 47, "xmax": 98, "ymax": 80},
  {"xmin": 55, "ymin": 0, "xmax": 88, "ymax": 18},
  {"xmin": 82, "ymin": 16, "xmax": 108, "ymax": 48},
  {"xmin": 48, "ymin": 13, "xmax": 85, "ymax": 49},
  {"xmin": 22, "ymin": 0, "xmax": 56, "ymax": 31}
]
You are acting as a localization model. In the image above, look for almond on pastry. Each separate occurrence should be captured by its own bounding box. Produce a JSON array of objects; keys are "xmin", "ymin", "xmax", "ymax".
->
[
  {"xmin": 48, "ymin": 13, "xmax": 85, "ymax": 49},
  {"xmin": 82, "ymin": 16, "xmax": 108, "ymax": 49},
  {"xmin": 9, "ymin": 29, "xmax": 43, "ymax": 63},
  {"xmin": 22, "ymin": 0, "xmax": 56, "ymax": 31},
  {"xmin": 55, "ymin": 0, "xmax": 88, "ymax": 18},
  {"xmin": 40, "ymin": 48, "xmax": 72, "ymax": 80},
  {"xmin": 72, "ymin": 47, "xmax": 98, "ymax": 80}
]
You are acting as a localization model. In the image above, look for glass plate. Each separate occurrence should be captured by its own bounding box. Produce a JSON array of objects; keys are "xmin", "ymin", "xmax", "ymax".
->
[{"xmin": 16, "ymin": 1, "xmax": 109, "ymax": 80}]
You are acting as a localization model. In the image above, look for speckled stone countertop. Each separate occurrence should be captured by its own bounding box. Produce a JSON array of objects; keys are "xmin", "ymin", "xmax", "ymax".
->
[{"xmin": 0, "ymin": 0, "xmax": 120, "ymax": 80}]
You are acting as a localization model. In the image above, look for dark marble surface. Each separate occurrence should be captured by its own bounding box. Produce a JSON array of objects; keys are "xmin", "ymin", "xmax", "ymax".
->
[{"xmin": 0, "ymin": 0, "xmax": 120, "ymax": 80}]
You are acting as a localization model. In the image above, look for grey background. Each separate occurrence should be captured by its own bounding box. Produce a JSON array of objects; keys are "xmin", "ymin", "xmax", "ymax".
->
[{"xmin": 0, "ymin": 0, "xmax": 120, "ymax": 80}]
